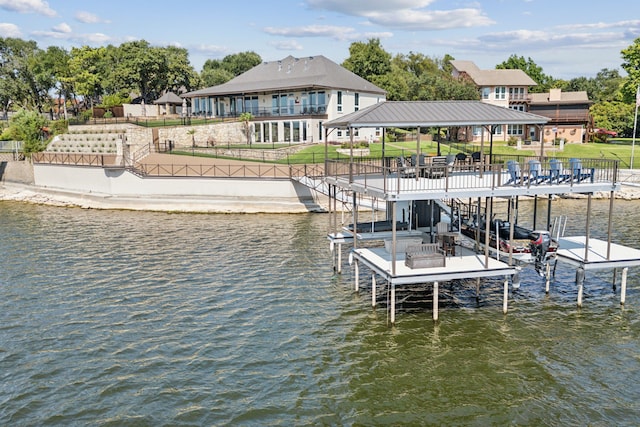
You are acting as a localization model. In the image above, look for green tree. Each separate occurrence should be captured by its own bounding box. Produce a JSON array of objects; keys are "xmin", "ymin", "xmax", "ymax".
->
[
  {"xmin": 0, "ymin": 37, "xmax": 47, "ymax": 112},
  {"xmin": 342, "ymin": 38, "xmax": 392, "ymax": 81},
  {"xmin": 220, "ymin": 51, "xmax": 261, "ymax": 76},
  {"xmin": 238, "ymin": 112, "xmax": 253, "ymax": 145},
  {"xmin": 68, "ymin": 45, "xmax": 108, "ymax": 109},
  {"xmin": 9, "ymin": 108, "xmax": 48, "ymax": 153},
  {"xmin": 200, "ymin": 66, "xmax": 234, "ymax": 87},
  {"xmin": 496, "ymin": 54, "xmax": 553, "ymax": 92},
  {"xmin": 590, "ymin": 101, "xmax": 635, "ymax": 137},
  {"xmin": 621, "ymin": 37, "xmax": 640, "ymax": 103},
  {"xmin": 33, "ymin": 46, "xmax": 74, "ymax": 119}
]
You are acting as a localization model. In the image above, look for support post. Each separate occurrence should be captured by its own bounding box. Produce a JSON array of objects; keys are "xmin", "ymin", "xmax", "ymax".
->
[
  {"xmin": 433, "ymin": 281, "xmax": 439, "ymax": 321},
  {"xmin": 607, "ymin": 190, "xmax": 614, "ymax": 260},
  {"xmin": 613, "ymin": 268, "xmax": 618, "ymax": 291},
  {"xmin": 576, "ymin": 267, "xmax": 585, "ymax": 307},
  {"xmin": 584, "ymin": 194, "xmax": 592, "ymax": 263},
  {"xmin": 621, "ymin": 267, "xmax": 628, "ymax": 305},
  {"xmin": 371, "ymin": 275, "xmax": 377, "ymax": 307},
  {"xmin": 354, "ymin": 260, "xmax": 359, "ymax": 291},
  {"xmin": 503, "ymin": 277, "xmax": 509, "ymax": 314},
  {"xmin": 476, "ymin": 277, "xmax": 481, "ymax": 298},
  {"xmin": 545, "ymin": 262, "xmax": 551, "ymax": 293},
  {"xmin": 391, "ymin": 284, "xmax": 396, "ymax": 324},
  {"xmin": 392, "ymin": 202, "xmax": 397, "ymax": 276},
  {"xmin": 337, "ymin": 243, "xmax": 342, "ymax": 274}
]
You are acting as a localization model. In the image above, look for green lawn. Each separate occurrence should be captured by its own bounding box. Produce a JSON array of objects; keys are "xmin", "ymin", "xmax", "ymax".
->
[{"xmin": 170, "ymin": 138, "xmax": 640, "ymax": 168}]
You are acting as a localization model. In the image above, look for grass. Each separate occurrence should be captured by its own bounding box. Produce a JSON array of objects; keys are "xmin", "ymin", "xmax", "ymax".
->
[{"xmin": 165, "ymin": 138, "xmax": 640, "ymax": 168}]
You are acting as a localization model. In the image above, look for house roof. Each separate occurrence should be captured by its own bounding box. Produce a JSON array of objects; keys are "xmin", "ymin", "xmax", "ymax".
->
[
  {"xmin": 450, "ymin": 60, "xmax": 538, "ymax": 87},
  {"xmin": 182, "ymin": 55, "xmax": 387, "ymax": 97},
  {"xmin": 529, "ymin": 90, "xmax": 592, "ymax": 105},
  {"xmin": 154, "ymin": 91, "xmax": 184, "ymax": 104},
  {"xmin": 323, "ymin": 100, "xmax": 550, "ymax": 128}
]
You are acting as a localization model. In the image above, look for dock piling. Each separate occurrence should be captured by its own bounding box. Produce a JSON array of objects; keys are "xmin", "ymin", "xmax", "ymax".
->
[
  {"xmin": 503, "ymin": 278, "xmax": 509, "ymax": 314},
  {"xmin": 433, "ymin": 281, "xmax": 439, "ymax": 321},
  {"xmin": 371, "ymin": 275, "xmax": 377, "ymax": 307},
  {"xmin": 621, "ymin": 267, "xmax": 628, "ymax": 305}
]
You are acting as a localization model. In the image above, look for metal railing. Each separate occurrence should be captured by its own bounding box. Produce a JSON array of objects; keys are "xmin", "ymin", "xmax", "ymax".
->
[
  {"xmin": 325, "ymin": 156, "xmax": 620, "ymax": 195},
  {"xmin": 32, "ymin": 151, "xmax": 326, "ymax": 179}
]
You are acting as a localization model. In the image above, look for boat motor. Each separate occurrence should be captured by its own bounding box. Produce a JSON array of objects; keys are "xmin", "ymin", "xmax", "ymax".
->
[{"xmin": 529, "ymin": 230, "xmax": 551, "ymax": 276}]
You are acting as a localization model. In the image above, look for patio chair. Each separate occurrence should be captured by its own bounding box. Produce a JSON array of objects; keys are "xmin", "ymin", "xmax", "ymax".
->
[
  {"xmin": 505, "ymin": 160, "xmax": 522, "ymax": 185},
  {"xmin": 527, "ymin": 159, "xmax": 543, "ymax": 184},
  {"xmin": 548, "ymin": 158, "xmax": 568, "ymax": 183},
  {"xmin": 396, "ymin": 156, "xmax": 416, "ymax": 178},
  {"xmin": 569, "ymin": 158, "xmax": 594, "ymax": 182}
]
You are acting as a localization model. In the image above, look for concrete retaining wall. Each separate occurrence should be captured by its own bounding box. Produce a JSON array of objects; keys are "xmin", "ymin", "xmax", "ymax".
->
[{"xmin": 33, "ymin": 163, "xmax": 315, "ymax": 200}]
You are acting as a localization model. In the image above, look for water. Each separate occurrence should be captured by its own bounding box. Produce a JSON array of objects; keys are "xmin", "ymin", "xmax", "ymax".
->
[{"xmin": 1, "ymin": 199, "xmax": 640, "ymax": 426}]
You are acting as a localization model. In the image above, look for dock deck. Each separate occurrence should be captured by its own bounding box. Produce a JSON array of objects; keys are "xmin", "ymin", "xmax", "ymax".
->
[{"xmin": 556, "ymin": 236, "xmax": 640, "ymax": 270}]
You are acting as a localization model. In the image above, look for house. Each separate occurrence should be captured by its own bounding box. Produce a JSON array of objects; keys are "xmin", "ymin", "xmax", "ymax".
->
[
  {"xmin": 528, "ymin": 89, "xmax": 592, "ymax": 143},
  {"xmin": 450, "ymin": 60, "xmax": 538, "ymax": 142},
  {"xmin": 181, "ymin": 55, "xmax": 387, "ymax": 144}
]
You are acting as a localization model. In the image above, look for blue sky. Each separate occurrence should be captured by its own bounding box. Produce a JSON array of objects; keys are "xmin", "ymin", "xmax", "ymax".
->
[{"xmin": 1, "ymin": 0, "xmax": 638, "ymax": 80}]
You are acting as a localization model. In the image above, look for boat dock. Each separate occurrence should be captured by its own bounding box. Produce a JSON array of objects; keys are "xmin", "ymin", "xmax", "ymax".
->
[{"xmin": 320, "ymin": 101, "xmax": 640, "ymax": 323}]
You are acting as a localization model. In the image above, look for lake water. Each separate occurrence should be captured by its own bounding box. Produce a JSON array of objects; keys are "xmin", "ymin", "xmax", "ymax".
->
[{"xmin": 1, "ymin": 198, "xmax": 640, "ymax": 426}]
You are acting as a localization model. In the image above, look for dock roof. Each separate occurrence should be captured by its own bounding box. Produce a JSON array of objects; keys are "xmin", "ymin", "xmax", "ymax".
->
[{"xmin": 323, "ymin": 100, "xmax": 550, "ymax": 129}]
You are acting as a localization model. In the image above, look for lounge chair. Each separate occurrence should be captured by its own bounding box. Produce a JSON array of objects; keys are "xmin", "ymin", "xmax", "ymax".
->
[
  {"xmin": 548, "ymin": 158, "xmax": 569, "ymax": 183},
  {"xmin": 569, "ymin": 158, "xmax": 594, "ymax": 182},
  {"xmin": 505, "ymin": 160, "xmax": 522, "ymax": 185},
  {"xmin": 527, "ymin": 159, "xmax": 543, "ymax": 184},
  {"xmin": 396, "ymin": 156, "xmax": 416, "ymax": 178}
]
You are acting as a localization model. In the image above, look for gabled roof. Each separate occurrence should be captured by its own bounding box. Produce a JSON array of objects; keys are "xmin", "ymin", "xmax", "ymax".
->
[
  {"xmin": 450, "ymin": 60, "xmax": 537, "ymax": 87},
  {"xmin": 323, "ymin": 101, "xmax": 550, "ymax": 128},
  {"xmin": 154, "ymin": 91, "xmax": 184, "ymax": 104},
  {"xmin": 183, "ymin": 55, "xmax": 386, "ymax": 97},
  {"xmin": 529, "ymin": 90, "xmax": 592, "ymax": 105}
]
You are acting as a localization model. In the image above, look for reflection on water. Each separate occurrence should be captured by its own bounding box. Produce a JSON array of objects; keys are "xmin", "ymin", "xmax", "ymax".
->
[{"xmin": 1, "ymin": 199, "xmax": 640, "ymax": 425}]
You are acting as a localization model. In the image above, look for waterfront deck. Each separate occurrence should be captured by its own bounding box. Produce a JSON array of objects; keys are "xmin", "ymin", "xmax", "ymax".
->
[
  {"xmin": 556, "ymin": 236, "xmax": 640, "ymax": 270},
  {"xmin": 351, "ymin": 244, "xmax": 517, "ymax": 322},
  {"xmin": 325, "ymin": 158, "xmax": 619, "ymax": 201}
]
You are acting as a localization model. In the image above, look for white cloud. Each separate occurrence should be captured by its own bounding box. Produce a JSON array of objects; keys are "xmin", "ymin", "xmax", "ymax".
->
[
  {"xmin": 307, "ymin": 0, "xmax": 436, "ymax": 15},
  {"xmin": 52, "ymin": 22, "xmax": 72, "ymax": 33},
  {"xmin": 270, "ymin": 40, "xmax": 304, "ymax": 51},
  {"xmin": 264, "ymin": 24, "xmax": 357, "ymax": 40},
  {"xmin": 305, "ymin": 0, "xmax": 493, "ymax": 31},
  {"xmin": 0, "ymin": 0, "xmax": 56, "ymax": 17},
  {"xmin": 75, "ymin": 11, "xmax": 110, "ymax": 24},
  {"xmin": 190, "ymin": 43, "xmax": 228, "ymax": 56},
  {"xmin": 0, "ymin": 23, "xmax": 21, "ymax": 37},
  {"xmin": 30, "ymin": 29, "xmax": 111, "ymax": 44}
]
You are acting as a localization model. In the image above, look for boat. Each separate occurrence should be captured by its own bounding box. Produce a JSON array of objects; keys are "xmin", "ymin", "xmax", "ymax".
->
[{"xmin": 459, "ymin": 215, "xmax": 558, "ymax": 274}]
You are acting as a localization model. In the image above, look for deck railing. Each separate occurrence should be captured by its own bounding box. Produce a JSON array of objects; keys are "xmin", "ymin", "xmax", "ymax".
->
[
  {"xmin": 33, "ymin": 152, "xmax": 325, "ymax": 179},
  {"xmin": 325, "ymin": 156, "xmax": 619, "ymax": 195}
]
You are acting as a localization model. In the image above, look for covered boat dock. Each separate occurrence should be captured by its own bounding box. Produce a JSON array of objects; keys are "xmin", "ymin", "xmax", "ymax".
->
[{"xmin": 322, "ymin": 101, "xmax": 636, "ymax": 322}]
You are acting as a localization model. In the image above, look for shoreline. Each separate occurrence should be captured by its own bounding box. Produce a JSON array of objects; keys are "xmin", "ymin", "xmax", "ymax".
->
[
  {"xmin": 0, "ymin": 182, "xmax": 328, "ymax": 213},
  {"xmin": 2, "ymin": 182, "xmax": 640, "ymax": 214}
]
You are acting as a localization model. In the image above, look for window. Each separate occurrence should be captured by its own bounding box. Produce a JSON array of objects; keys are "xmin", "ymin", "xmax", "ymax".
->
[
  {"xmin": 509, "ymin": 87, "xmax": 525, "ymax": 100},
  {"xmin": 337, "ymin": 130, "xmax": 342, "ymax": 137},
  {"xmin": 354, "ymin": 93, "xmax": 359, "ymax": 111},
  {"xmin": 507, "ymin": 124, "xmax": 524, "ymax": 135},
  {"xmin": 337, "ymin": 91, "xmax": 343, "ymax": 112},
  {"xmin": 510, "ymin": 105, "xmax": 525, "ymax": 112},
  {"xmin": 492, "ymin": 125, "xmax": 502, "ymax": 135},
  {"xmin": 472, "ymin": 126, "xmax": 482, "ymax": 136},
  {"xmin": 318, "ymin": 121, "xmax": 323, "ymax": 141},
  {"xmin": 495, "ymin": 86, "xmax": 506, "ymax": 100},
  {"xmin": 481, "ymin": 87, "xmax": 491, "ymax": 100},
  {"xmin": 317, "ymin": 91, "xmax": 326, "ymax": 113}
]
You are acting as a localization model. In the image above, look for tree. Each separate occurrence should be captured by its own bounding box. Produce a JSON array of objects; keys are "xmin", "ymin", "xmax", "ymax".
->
[
  {"xmin": 9, "ymin": 108, "xmax": 48, "ymax": 153},
  {"xmin": 496, "ymin": 55, "xmax": 553, "ymax": 93},
  {"xmin": 68, "ymin": 45, "xmax": 108, "ymax": 109},
  {"xmin": 342, "ymin": 38, "xmax": 392, "ymax": 81},
  {"xmin": 621, "ymin": 37, "xmax": 640, "ymax": 103},
  {"xmin": 238, "ymin": 112, "xmax": 253, "ymax": 145},
  {"xmin": 0, "ymin": 37, "xmax": 48, "ymax": 112},
  {"xmin": 199, "ymin": 52, "xmax": 261, "ymax": 87},
  {"xmin": 220, "ymin": 51, "xmax": 261, "ymax": 76},
  {"xmin": 590, "ymin": 101, "xmax": 635, "ymax": 137},
  {"xmin": 33, "ymin": 46, "xmax": 73, "ymax": 119},
  {"xmin": 200, "ymin": 66, "xmax": 234, "ymax": 87}
]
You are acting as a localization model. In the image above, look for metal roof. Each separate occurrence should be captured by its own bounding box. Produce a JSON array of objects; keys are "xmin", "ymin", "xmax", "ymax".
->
[
  {"xmin": 153, "ymin": 91, "xmax": 184, "ymax": 104},
  {"xmin": 450, "ymin": 60, "xmax": 538, "ymax": 87},
  {"xmin": 183, "ymin": 55, "xmax": 387, "ymax": 97},
  {"xmin": 323, "ymin": 101, "xmax": 550, "ymax": 128}
]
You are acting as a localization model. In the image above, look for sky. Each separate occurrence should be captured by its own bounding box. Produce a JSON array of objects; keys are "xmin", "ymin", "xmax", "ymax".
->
[{"xmin": 1, "ymin": 0, "xmax": 639, "ymax": 80}]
